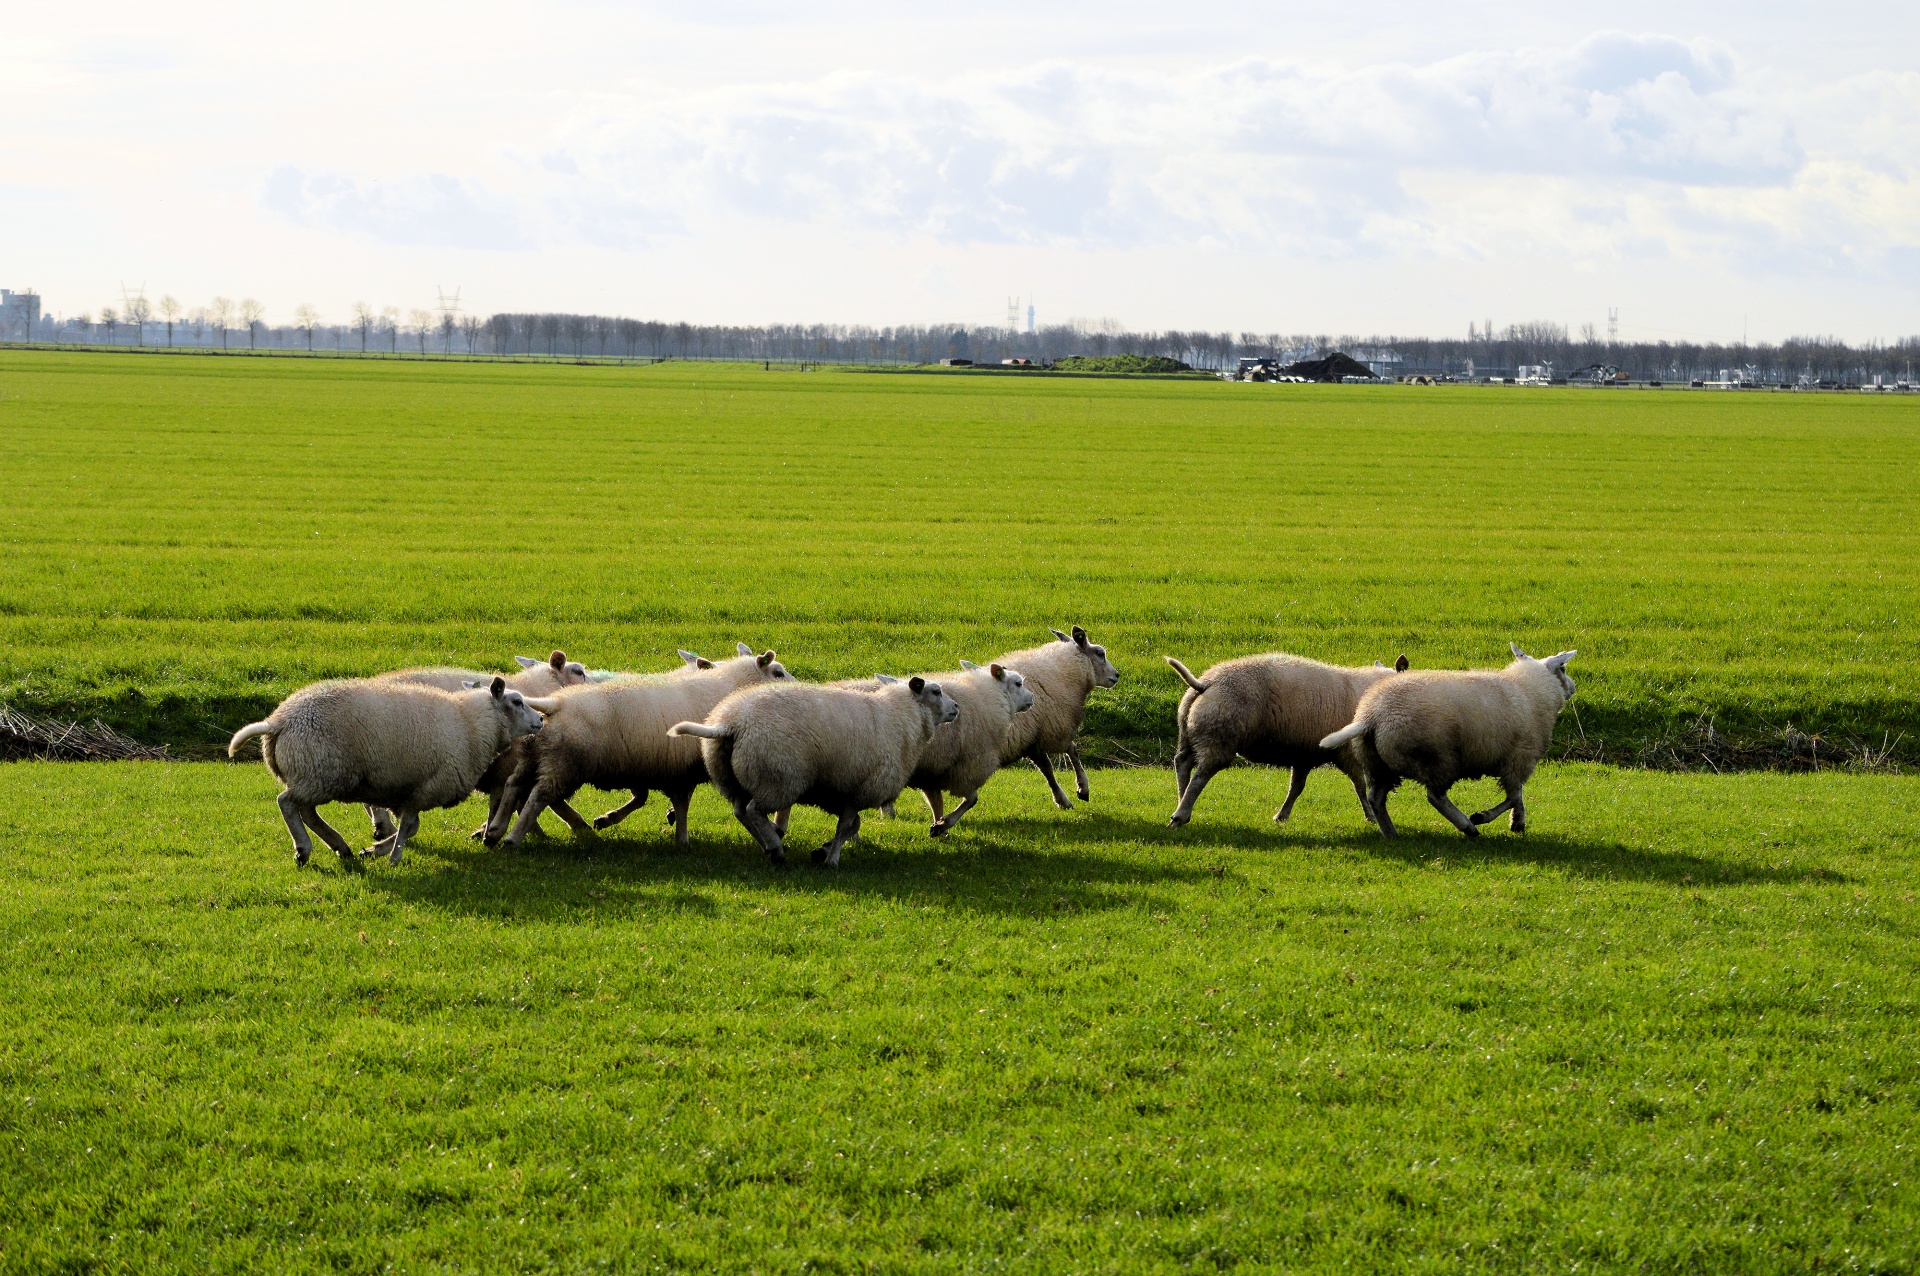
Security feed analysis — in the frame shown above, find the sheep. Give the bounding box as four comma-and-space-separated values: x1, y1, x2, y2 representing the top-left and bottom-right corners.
227, 676, 545, 867
992, 626, 1120, 809
485, 646, 793, 849
372, 650, 590, 840
668, 676, 960, 866
1164, 651, 1409, 828
1318, 644, 1577, 839
904, 662, 1035, 835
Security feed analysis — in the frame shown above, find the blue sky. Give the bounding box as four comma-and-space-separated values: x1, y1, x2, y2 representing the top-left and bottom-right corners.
3, 1, 1916, 341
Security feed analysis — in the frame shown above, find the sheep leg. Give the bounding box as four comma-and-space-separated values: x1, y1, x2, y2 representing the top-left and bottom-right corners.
773, 807, 791, 836
922, 788, 946, 826
500, 783, 559, 849
593, 789, 649, 830
1026, 748, 1073, 809
1368, 780, 1399, 838
734, 800, 786, 865
813, 810, 861, 867
1470, 795, 1518, 827
1425, 786, 1480, 839
1335, 753, 1377, 824
665, 786, 694, 846
1472, 785, 1528, 833
931, 792, 978, 837
1067, 745, 1091, 801
1173, 747, 1195, 802
1274, 765, 1312, 822
278, 792, 315, 866
366, 805, 397, 840
298, 803, 358, 864
385, 810, 420, 866
1168, 759, 1227, 827
878, 802, 896, 819
470, 791, 505, 842
547, 797, 595, 835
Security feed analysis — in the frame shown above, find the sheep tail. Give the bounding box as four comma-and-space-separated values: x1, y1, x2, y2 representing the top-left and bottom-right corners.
668, 721, 730, 740
1318, 719, 1370, 751
228, 721, 273, 758
1165, 658, 1208, 693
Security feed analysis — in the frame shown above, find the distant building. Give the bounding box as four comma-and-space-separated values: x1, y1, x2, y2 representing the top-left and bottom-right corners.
1, 289, 40, 340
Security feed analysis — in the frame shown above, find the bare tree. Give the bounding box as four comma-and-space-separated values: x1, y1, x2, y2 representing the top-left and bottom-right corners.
239, 299, 265, 350
460, 314, 481, 355
157, 296, 181, 347
126, 293, 152, 347
439, 311, 456, 355
100, 306, 119, 345
381, 306, 400, 354
352, 302, 375, 353
209, 297, 234, 350
409, 308, 435, 356
294, 304, 320, 351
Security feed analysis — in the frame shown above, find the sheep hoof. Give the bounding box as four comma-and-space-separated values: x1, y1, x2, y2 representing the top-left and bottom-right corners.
1052, 797, 1073, 811
468, 825, 488, 842
810, 846, 830, 865
929, 821, 949, 839
293, 848, 310, 867
1168, 813, 1188, 828
1469, 810, 1497, 825
1076, 787, 1090, 801
1272, 809, 1289, 823
1460, 825, 1480, 839
592, 816, 615, 830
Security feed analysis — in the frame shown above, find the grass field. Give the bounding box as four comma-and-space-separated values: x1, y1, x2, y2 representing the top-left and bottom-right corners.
2, 760, 1916, 1272
1, 349, 1916, 763
4, 350, 1919, 1271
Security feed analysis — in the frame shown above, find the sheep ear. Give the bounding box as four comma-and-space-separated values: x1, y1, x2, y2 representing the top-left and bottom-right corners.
1395, 654, 1409, 672
550, 650, 567, 671
514, 656, 541, 669
758, 650, 776, 668
991, 663, 1007, 680
696, 657, 714, 669
959, 659, 979, 670
737, 642, 754, 656
875, 672, 899, 684
1545, 650, 1577, 672
462, 679, 480, 689
909, 676, 926, 693
1071, 625, 1089, 648
1049, 628, 1071, 642
1510, 642, 1530, 660
490, 676, 507, 698
677, 648, 701, 665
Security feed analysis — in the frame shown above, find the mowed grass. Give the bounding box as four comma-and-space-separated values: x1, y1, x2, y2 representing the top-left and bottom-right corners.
1, 350, 1916, 759
2, 760, 1916, 1271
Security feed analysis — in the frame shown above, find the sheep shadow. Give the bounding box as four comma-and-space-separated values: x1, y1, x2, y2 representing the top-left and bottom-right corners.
359, 816, 1216, 924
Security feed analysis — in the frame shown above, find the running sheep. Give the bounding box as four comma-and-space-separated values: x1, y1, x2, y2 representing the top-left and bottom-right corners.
992, 626, 1120, 808
486, 645, 793, 848
1164, 651, 1409, 828
906, 662, 1035, 835
227, 676, 545, 867
1318, 644, 1577, 838
668, 676, 959, 866
373, 650, 590, 840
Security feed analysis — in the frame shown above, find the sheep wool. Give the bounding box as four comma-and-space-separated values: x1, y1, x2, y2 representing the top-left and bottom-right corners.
907, 663, 1035, 835
487, 648, 792, 848
1319, 644, 1577, 838
992, 625, 1120, 809
228, 676, 545, 867
1164, 651, 1409, 828
670, 676, 959, 866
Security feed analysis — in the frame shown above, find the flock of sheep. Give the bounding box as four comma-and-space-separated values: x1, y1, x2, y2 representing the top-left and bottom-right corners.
227, 629, 1578, 868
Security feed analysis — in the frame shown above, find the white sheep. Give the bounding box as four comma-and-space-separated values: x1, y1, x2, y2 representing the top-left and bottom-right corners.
228, 676, 545, 867
993, 626, 1120, 809
486, 645, 792, 848
1318, 644, 1577, 838
668, 676, 959, 866
1164, 651, 1408, 827
372, 650, 590, 839
905, 662, 1035, 835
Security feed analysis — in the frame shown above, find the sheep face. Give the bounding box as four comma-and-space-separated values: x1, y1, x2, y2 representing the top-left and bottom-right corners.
1511, 644, 1578, 698
1053, 625, 1120, 688
517, 651, 591, 685
485, 677, 547, 738
755, 649, 795, 681
991, 663, 1036, 714
910, 676, 961, 726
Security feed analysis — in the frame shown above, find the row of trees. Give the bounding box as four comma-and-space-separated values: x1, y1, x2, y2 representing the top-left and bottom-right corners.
13, 304, 1920, 383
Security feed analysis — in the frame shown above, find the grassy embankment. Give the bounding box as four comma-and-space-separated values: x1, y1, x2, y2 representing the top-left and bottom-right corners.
1, 349, 1915, 765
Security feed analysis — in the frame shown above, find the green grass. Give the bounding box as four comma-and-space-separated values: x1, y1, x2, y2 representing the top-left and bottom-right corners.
2, 349, 1916, 763
2, 759, 1915, 1271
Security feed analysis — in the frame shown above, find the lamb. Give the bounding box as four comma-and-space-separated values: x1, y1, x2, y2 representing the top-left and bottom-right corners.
668, 676, 960, 866
373, 650, 590, 840
227, 676, 545, 867
1164, 651, 1409, 828
1318, 644, 1577, 839
485, 645, 793, 848
992, 626, 1120, 809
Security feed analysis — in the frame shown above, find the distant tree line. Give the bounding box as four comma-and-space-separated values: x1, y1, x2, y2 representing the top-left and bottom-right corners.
13, 303, 1920, 384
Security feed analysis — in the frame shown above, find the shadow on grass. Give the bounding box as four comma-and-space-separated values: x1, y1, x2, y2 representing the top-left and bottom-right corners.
358, 814, 1216, 923
991, 809, 1846, 888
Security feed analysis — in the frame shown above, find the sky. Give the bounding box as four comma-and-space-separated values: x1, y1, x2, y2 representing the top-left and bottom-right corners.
3, 1, 1917, 343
